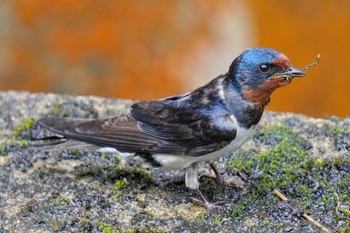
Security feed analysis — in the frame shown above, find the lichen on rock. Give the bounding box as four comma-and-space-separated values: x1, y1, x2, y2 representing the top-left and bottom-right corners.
0, 91, 349, 232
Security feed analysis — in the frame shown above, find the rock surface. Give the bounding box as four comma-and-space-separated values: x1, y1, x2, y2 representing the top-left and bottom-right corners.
0, 91, 349, 232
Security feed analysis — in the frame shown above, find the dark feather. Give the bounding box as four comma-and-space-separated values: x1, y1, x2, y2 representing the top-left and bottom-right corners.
39, 76, 238, 157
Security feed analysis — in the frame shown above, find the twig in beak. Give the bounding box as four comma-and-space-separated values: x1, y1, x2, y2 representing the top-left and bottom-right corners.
300, 54, 320, 71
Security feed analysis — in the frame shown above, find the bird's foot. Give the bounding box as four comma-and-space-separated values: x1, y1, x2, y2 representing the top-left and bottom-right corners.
190, 189, 228, 210
190, 197, 228, 210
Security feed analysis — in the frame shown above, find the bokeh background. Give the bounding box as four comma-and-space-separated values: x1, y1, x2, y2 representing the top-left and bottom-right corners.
0, 0, 349, 118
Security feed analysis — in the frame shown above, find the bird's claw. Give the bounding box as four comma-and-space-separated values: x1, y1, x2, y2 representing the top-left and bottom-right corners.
190, 188, 228, 210
190, 197, 228, 210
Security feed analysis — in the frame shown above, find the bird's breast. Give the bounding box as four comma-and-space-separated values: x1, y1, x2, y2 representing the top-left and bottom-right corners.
152, 124, 256, 169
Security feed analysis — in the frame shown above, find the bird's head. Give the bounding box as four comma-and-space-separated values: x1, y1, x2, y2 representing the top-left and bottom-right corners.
228, 47, 305, 104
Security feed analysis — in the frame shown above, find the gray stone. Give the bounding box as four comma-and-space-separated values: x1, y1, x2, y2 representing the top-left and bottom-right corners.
0, 91, 349, 232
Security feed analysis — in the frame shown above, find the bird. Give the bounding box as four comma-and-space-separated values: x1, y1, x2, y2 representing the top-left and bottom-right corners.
39, 47, 305, 209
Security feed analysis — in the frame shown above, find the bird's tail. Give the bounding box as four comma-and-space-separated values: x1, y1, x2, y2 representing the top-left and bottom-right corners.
29, 138, 99, 152
31, 117, 99, 151
38, 117, 90, 136
36, 115, 156, 154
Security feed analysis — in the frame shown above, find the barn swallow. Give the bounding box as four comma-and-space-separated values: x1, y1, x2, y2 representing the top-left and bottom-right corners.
39, 47, 305, 209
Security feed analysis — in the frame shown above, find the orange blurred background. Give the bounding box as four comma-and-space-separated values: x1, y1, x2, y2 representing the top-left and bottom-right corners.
0, 0, 349, 118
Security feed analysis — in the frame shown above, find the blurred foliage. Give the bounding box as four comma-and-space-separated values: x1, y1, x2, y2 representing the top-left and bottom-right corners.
251, 0, 350, 117
2, 0, 227, 99
0, 0, 349, 117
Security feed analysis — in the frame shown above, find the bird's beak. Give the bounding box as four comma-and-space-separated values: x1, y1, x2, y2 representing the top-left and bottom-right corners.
273, 67, 305, 82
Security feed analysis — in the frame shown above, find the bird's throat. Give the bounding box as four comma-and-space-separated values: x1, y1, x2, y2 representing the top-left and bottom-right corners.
242, 77, 290, 104
242, 88, 272, 105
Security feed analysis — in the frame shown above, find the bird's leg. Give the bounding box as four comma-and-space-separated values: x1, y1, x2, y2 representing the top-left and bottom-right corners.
185, 162, 199, 190
186, 163, 227, 209
209, 163, 224, 186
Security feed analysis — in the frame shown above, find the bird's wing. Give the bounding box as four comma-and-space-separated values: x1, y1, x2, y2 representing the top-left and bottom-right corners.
130, 100, 237, 156
39, 99, 237, 156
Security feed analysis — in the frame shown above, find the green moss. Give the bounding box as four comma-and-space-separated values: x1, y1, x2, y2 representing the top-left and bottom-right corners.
340, 208, 350, 217
0, 139, 31, 156
227, 125, 350, 223
79, 218, 93, 231
261, 219, 280, 227
47, 99, 99, 117
122, 227, 164, 233
213, 215, 223, 224
122, 229, 136, 233
70, 148, 79, 156
79, 218, 91, 224
326, 125, 345, 137
95, 222, 163, 233
114, 178, 127, 191
53, 196, 70, 207
325, 125, 350, 151
115, 166, 156, 184
229, 125, 310, 194
48, 102, 71, 116
13, 118, 34, 137
229, 193, 262, 218
114, 178, 127, 198
114, 153, 120, 165
77, 167, 104, 178
96, 221, 117, 233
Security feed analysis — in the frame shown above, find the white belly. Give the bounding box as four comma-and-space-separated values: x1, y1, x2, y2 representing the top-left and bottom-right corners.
152, 125, 256, 169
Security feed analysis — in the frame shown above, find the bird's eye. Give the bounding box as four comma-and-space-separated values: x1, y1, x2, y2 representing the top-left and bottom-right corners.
258, 64, 271, 73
